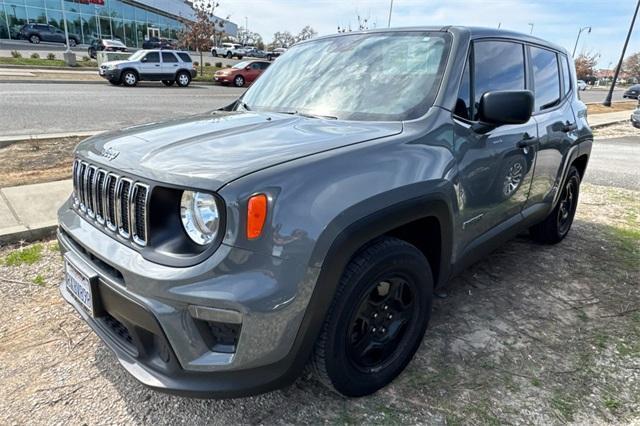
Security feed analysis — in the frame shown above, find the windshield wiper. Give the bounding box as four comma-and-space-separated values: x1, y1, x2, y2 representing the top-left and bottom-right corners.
276, 110, 337, 120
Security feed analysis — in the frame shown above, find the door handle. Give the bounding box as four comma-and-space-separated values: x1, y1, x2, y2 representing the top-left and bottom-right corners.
562, 122, 577, 133
155, 64, 160, 67
517, 133, 538, 149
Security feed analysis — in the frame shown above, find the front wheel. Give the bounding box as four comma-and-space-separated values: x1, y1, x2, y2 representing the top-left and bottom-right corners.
233, 75, 245, 87
311, 237, 433, 397
29, 35, 40, 44
211, 50, 218, 57
176, 71, 191, 87
226, 51, 232, 58
529, 166, 581, 244
68, 38, 77, 47
162, 80, 175, 86
121, 70, 138, 87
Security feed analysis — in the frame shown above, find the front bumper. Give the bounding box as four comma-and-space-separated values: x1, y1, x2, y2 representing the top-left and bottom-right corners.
99, 68, 122, 81
214, 74, 232, 83
631, 114, 640, 128
57, 199, 320, 397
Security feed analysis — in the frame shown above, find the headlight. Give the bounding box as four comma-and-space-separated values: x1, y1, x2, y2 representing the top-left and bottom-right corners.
180, 191, 220, 245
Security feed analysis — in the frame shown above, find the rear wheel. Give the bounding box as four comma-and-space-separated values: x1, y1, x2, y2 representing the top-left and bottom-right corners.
176, 71, 191, 87
121, 70, 138, 87
29, 34, 40, 44
211, 50, 218, 57
226, 51, 232, 58
311, 237, 433, 397
68, 38, 77, 47
529, 166, 581, 244
233, 75, 245, 87
162, 80, 175, 86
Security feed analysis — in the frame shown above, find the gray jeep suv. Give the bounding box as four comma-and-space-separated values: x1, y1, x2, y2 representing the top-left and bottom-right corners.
58, 27, 592, 398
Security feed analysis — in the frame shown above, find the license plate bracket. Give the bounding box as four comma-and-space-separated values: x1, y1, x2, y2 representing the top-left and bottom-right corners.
65, 258, 100, 317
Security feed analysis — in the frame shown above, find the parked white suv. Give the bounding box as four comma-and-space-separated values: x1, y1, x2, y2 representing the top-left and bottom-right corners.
577, 80, 588, 91
98, 49, 196, 87
211, 42, 245, 59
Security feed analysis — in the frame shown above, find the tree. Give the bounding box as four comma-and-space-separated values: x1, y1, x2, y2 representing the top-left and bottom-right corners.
237, 27, 264, 48
296, 26, 317, 42
179, 1, 226, 74
271, 31, 296, 49
574, 51, 600, 80
623, 52, 640, 79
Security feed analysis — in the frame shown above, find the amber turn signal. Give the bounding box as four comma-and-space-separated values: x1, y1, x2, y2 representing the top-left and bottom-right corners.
247, 194, 268, 239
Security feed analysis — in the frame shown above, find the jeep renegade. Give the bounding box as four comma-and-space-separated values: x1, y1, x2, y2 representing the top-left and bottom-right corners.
58, 27, 592, 398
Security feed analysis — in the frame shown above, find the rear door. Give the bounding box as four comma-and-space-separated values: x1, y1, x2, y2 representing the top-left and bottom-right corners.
37, 24, 53, 41
453, 40, 538, 251
138, 51, 161, 79
525, 47, 578, 209
161, 52, 180, 78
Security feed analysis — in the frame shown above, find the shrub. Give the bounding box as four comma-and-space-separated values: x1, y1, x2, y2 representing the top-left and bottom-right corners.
205, 62, 211, 67
10, 50, 21, 58
30, 52, 40, 59
215, 61, 222, 68
193, 61, 199, 67
47, 53, 56, 60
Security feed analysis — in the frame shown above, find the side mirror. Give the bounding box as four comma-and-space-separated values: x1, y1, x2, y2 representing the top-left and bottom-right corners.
245, 66, 251, 70
141, 57, 147, 63
474, 90, 534, 133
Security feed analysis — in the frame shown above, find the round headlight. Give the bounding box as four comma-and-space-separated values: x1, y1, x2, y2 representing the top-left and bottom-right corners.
180, 191, 220, 245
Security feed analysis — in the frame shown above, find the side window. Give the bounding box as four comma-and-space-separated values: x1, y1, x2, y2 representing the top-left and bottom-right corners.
251, 63, 261, 69
260, 62, 271, 70
454, 55, 472, 120
473, 41, 526, 120
161, 52, 178, 63
560, 54, 572, 97
177, 53, 192, 62
530, 46, 561, 111
144, 52, 160, 63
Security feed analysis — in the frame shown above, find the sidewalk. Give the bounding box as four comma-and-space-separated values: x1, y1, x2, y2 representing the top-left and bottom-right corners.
589, 110, 633, 128
0, 180, 71, 244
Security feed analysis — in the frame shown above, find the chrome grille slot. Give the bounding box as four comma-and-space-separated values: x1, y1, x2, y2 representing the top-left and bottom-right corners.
116, 178, 132, 238
71, 159, 150, 247
131, 183, 149, 246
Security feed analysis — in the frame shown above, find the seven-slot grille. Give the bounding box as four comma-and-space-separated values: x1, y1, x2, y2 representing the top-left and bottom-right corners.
73, 159, 149, 246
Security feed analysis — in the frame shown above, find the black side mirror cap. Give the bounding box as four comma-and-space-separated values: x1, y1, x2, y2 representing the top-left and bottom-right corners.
477, 90, 534, 128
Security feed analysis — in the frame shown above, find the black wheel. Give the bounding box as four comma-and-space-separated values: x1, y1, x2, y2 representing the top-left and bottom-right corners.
162, 80, 175, 86
233, 75, 245, 87
211, 50, 218, 57
108, 79, 121, 86
88, 48, 96, 59
121, 70, 138, 87
69, 38, 77, 47
311, 237, 433, 397
236, 55, 243, 60
267, 54, 272, 61
176, 71, 191, 87
30, 34, 40, 44
226, 51, 232, 58
529, 166, 581, 244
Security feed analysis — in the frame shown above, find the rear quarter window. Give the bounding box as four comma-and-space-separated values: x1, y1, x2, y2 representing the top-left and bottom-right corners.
560, 55, 572, 96
530, 46, 561, 111
177, 53, 192, 62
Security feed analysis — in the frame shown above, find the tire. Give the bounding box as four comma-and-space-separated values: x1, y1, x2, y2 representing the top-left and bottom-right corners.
529, 166, 581, 244
176, 71, 191, 87
69, 38, 77, 47
108, 79, 121, 86
162, 80, 175, 86
121, 70, 138, 87
236, 55, 243, 60
30, 34, 40, 44
233, 75, 245, 87
88, 48, 96, 59
211, 50, 218, 57
267, 54, 272, 61
311, 237, 433, 397
226, 51, 232, 58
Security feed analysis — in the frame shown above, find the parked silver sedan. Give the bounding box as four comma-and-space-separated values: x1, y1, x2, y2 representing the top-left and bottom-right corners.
631, 103, 640, 129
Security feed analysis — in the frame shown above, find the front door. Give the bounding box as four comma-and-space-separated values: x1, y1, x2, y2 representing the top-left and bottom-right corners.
453, 40, 537, 253
525, 47, 578, 209
139, 51, 161, 79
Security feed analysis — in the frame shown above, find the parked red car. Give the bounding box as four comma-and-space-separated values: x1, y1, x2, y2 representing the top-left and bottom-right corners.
214, 60, 271, 87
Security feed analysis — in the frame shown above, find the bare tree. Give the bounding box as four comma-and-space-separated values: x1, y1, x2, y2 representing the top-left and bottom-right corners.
574, 51, 600, 80
272, 31, 296, 49
623, 52, 640, 80
296, 26, 317, 42
179, 1, 224, 74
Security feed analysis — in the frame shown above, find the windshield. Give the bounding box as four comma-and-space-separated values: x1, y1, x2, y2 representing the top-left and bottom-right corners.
128, 50, 146, 61
233, 61, 250, 69
241, 31, 450, 121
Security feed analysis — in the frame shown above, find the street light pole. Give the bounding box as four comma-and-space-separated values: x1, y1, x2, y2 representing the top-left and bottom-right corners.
603, 0, 639, 107
387, 0, 394, 28
528, 23, 534, 34
60, 0, 70, 53
572, 26, 591, 57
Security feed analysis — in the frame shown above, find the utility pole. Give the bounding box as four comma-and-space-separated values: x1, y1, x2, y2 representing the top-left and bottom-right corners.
572, 26, 591, 57
603, 0, 639, 106
61, 0, 76, 65
387, 0, 394, 28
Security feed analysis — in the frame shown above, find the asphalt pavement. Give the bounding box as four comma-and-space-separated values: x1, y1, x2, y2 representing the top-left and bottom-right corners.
585, 136, 640, 191
579, 88, 625, 103
0, 81, 245, 136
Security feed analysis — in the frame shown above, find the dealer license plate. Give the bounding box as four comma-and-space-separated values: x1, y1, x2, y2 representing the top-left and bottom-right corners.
65, 260, 94, 316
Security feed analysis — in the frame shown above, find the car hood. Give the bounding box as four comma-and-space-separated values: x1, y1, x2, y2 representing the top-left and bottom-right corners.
76, 111, 403, 189
101, 60, 131, 67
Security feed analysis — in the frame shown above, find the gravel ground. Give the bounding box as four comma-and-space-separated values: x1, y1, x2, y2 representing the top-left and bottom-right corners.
592, 122, 639, 139
0, 182, 638, 425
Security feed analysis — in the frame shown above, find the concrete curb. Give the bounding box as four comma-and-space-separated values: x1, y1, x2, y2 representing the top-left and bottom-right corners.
591, 119, 630, 129
0, 64, 99, 71
0, 224, 57, 245
0, 79, 104, 85
0, 130, 102, 149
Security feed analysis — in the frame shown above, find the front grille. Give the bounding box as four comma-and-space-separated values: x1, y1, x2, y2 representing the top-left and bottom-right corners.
72, 159, 150, 246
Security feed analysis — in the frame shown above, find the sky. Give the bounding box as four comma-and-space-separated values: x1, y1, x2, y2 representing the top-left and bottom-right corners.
215, 0, 639, 68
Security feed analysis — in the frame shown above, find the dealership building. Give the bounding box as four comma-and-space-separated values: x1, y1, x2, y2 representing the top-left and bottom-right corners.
0, 0, 237, 48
